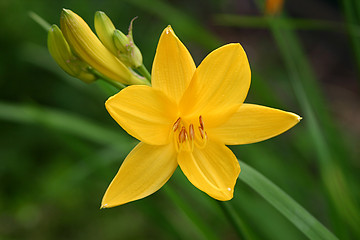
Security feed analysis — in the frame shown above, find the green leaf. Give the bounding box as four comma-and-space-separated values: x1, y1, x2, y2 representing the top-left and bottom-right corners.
0, 101, 134, 152
239, 160, 339, 240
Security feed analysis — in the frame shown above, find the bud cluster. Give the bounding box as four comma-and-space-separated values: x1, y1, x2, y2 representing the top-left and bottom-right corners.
47, 9, 149, 86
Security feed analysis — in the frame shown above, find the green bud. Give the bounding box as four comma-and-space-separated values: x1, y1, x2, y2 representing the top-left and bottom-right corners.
47, 24, 96, 83
113, 29, 130, 54
94, 11, 118, 55
129, 43, 143, 68
94, 12, 143, 69
112, 18, 143, 68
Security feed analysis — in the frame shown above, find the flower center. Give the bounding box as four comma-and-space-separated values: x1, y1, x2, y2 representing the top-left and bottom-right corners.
172, 116, 208, 152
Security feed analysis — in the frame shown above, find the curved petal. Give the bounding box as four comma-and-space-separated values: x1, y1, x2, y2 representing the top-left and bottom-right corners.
208, 104, 301, 145
101, 142, 178, 208
178, 141, 240, 201
180, 43, 251, 119
152, 26, 196, 103
106, 85, 178, 145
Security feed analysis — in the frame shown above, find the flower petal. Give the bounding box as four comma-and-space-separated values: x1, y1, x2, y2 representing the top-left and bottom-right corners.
180, 43, 251, 119
152, 26, 196, 103
101, 142, 177, 207
106, 85, 178, 145
208, 104, 301, 145
177, 141, 240, 201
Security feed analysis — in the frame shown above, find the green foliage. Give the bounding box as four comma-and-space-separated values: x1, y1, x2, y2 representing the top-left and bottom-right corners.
1, 0, 359, 239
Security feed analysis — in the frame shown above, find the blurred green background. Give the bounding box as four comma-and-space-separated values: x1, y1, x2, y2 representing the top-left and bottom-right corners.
1, 0, 359, 239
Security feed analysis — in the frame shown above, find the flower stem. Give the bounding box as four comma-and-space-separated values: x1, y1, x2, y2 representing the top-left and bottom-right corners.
29, 11, 51, 31
216, 201, 246, 239
137, 63, 152, 83
88, 68, 127, 90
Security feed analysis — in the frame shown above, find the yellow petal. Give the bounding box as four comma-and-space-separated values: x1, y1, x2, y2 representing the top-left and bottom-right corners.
101, 142, 177, 207
152, 26, 196, 103
106, 85, 178, 145
177, 141, 240, 201
60, 9, 145, 85
208, 104, 301, 145
180, 43, 251, 120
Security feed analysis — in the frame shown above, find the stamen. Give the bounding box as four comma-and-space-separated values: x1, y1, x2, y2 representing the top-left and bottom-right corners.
199, 115, 204, 130
189, 124, 195, 140
172, 117, 181, 131
198, 126, 205, 139
179, 126, 187, 143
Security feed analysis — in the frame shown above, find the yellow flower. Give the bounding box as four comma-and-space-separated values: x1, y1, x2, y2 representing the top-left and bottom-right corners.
101, 26, 301, 208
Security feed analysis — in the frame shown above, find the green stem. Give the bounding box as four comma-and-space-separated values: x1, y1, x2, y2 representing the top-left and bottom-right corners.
217, 201, 246, 239
239, 160, 339, 240
28, 11, 51, 31
163, 185, 218, 240
137, 63, 152, 83
342, 0, 360, 82
268, 15, 360, 238
88, 68, 127, 90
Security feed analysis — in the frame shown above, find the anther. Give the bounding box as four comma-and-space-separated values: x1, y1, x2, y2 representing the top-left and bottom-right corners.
179, 126, 187, 143
173, 117, 181, 131
189, 124, 195, 140
198, 126, 205, 139
199, 116, 204, 130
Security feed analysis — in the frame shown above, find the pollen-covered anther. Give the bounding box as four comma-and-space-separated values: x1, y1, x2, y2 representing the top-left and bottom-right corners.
198, 126, 205, 139
179, 126, 188, 143
173, 117, 181, 131
199, 115, 204, 130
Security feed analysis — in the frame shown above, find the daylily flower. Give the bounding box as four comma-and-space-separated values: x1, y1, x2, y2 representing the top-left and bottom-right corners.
101, 26, 301, 208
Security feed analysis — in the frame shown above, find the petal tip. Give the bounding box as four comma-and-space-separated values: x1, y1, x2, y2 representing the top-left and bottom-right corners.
291, 113, 302, 122
214, 188, 234, 201
100, 203, 108, 209
164, 25, 174, 35
61, 8, 71, 16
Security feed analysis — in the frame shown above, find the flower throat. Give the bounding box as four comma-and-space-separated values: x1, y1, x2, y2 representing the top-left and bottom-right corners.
172, 116, 208, 152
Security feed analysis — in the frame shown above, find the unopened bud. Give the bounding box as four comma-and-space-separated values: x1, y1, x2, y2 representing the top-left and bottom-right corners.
94, 12, 143, 68
94, 11, 118, 55
113, 29, 130, 54
47, 24, 96, 83
60, 9, 146, 85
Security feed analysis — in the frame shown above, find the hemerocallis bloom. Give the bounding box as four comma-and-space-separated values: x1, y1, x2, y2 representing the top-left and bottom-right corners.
101, 26, 301, 208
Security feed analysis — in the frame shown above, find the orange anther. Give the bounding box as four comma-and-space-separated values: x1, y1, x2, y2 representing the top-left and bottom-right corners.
179, 126, 187, 143
198, 126, 205, 139
173, 117, 181, 131
199, 116, 204, 130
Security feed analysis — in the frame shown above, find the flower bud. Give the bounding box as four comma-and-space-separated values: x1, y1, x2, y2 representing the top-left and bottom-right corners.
113, 29, 130, 54
47, 24, 96, 83
113, 18, 143, 68
60, 9, 146, 85
94, 11, 143, 69
94, 11, 118, 55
